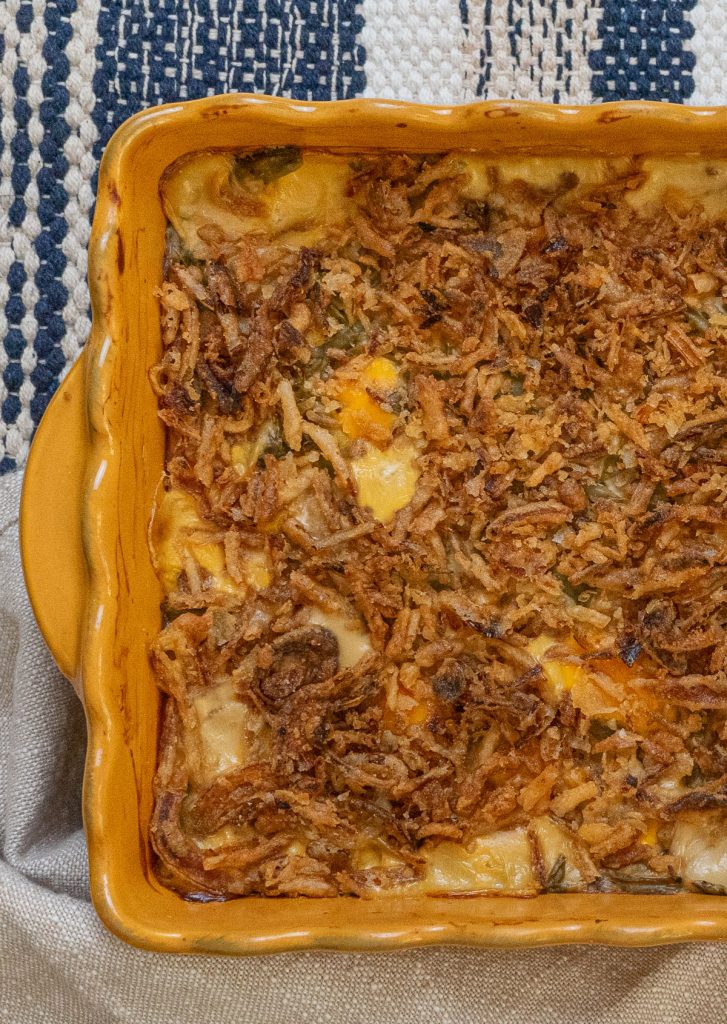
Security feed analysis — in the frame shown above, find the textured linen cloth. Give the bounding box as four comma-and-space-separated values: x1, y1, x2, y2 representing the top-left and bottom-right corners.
4, 3, 727, 1021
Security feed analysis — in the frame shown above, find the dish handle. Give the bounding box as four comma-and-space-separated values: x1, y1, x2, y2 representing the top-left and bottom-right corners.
20, 355, 87, 698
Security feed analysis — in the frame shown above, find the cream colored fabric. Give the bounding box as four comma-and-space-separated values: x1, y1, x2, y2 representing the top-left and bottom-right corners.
4, 475, 727, 1022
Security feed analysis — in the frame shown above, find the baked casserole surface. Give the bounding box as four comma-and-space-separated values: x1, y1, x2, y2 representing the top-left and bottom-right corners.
149, 147, 727, 900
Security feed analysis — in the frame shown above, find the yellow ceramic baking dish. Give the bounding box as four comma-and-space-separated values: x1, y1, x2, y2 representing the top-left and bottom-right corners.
19, 95, 727, 954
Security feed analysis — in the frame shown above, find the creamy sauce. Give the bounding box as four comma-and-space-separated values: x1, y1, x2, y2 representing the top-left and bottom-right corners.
627, 158, 727, 219
163, 151, 352, 258
671, 813, 727, 891
352, 840, 407, 872
197, 824, 245, 851
151, 487, 215, 594
351, 819, 593, 894
308, 609, 372, 668
230, 421, 274, 478
352, 829, 538, 895
527, 636, 584, 698
419, 828, 536, 895
191, 618, 367, 782
530, 815, 588, 890
461, 155, 631, 200
461, 155, 727, 220
193, 679, 268, 779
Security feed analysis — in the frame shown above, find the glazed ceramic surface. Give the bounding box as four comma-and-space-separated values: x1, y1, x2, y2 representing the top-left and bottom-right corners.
20, 96, 727, 953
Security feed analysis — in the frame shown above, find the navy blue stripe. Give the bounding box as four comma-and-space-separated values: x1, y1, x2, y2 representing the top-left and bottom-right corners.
0, 19, 5, 465
1, 1, 74, 475
91, 0, 366, 162
32, 1, 72, 425
0, 21, 5, 475
590, 1, 696, 102
0, 2, 29, 474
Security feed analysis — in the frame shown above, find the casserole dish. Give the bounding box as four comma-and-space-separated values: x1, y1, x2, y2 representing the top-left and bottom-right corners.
19, 95, 727, 953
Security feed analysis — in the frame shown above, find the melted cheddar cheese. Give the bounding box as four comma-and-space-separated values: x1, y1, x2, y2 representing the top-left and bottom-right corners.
337, 357, 400, 443
527, 635, 584, 698
350, 440, 420, 524
152, 488, 270, 594
528, 636, 621, 717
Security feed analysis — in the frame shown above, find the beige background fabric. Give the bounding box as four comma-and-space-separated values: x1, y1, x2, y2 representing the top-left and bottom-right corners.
3, 470, 727, 1023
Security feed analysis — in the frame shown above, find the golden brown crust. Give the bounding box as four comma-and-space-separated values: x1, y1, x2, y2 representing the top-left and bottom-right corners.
150, 150, 727, 898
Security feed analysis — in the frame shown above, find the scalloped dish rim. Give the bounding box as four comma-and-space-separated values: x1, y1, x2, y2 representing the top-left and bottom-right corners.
34, 95, 727, 953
